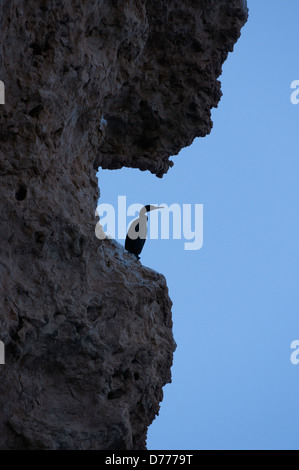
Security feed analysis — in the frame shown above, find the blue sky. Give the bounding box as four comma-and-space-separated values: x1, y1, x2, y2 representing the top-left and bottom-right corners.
97, 1, 299, 450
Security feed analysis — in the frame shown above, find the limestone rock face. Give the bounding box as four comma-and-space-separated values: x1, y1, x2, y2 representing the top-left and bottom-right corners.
0, 0, 247, 450
0, 238, 174, 449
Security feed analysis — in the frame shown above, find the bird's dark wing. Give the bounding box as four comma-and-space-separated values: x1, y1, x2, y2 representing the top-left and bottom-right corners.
125, 222, 146, 257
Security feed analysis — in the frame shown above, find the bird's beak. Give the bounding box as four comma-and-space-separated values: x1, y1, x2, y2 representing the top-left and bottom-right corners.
150, 206, 164, 211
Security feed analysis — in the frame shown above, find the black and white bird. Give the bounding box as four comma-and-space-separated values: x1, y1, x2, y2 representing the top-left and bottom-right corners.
125, 205, 163, 260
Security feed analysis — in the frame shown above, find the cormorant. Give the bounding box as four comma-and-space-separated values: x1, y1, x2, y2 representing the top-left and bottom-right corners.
125, 205, 163, 260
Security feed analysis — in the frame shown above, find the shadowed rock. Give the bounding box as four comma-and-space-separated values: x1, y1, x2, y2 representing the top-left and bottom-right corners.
0, 0, 247, 449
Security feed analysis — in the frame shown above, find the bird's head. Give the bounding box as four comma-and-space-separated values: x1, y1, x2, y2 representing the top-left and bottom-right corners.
139, 205, 164, 217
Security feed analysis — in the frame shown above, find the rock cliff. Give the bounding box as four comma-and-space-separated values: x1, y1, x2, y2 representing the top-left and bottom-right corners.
0, 0, 248, 450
